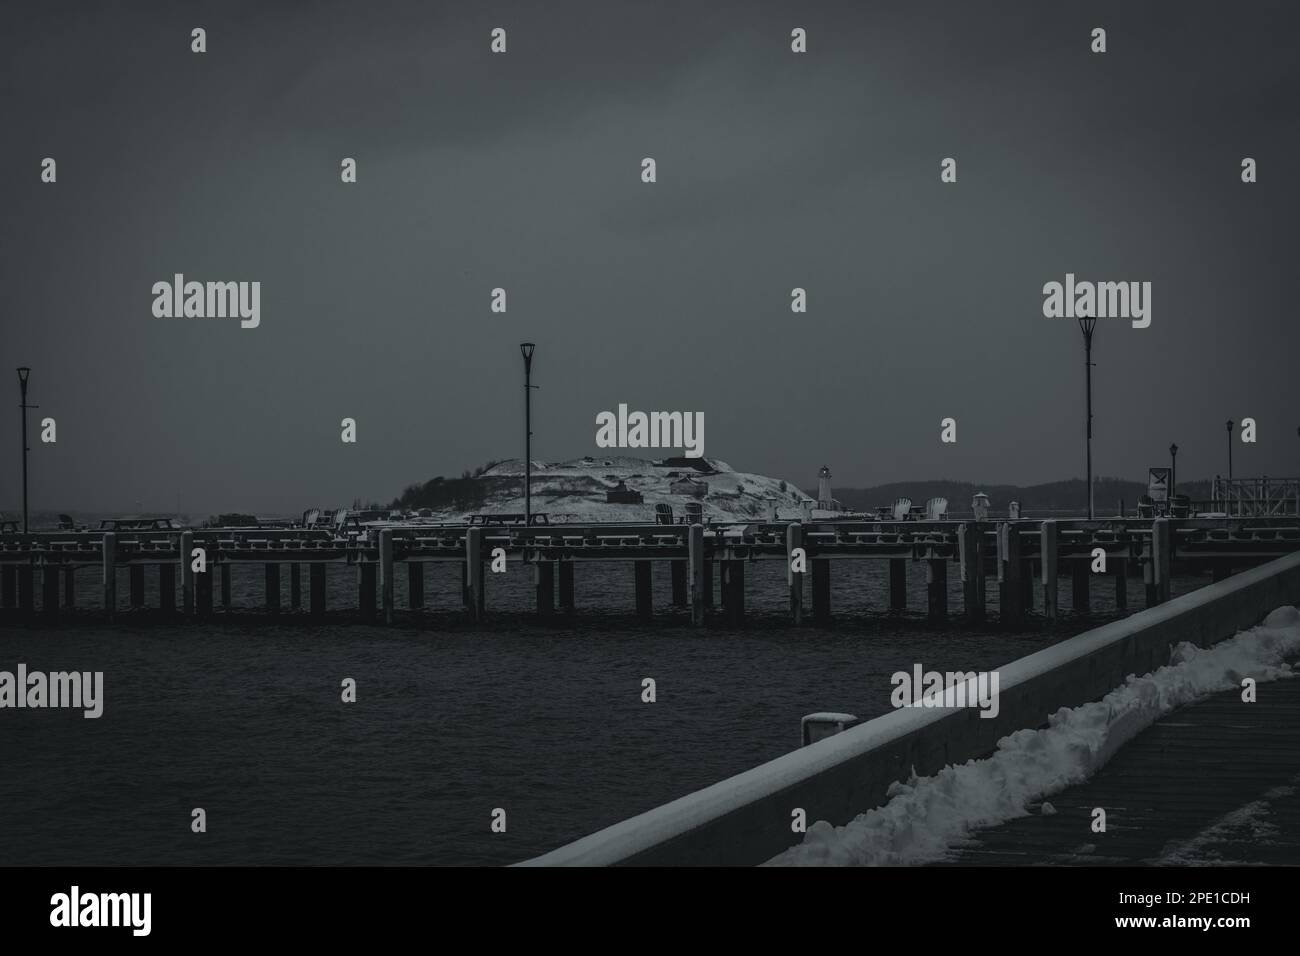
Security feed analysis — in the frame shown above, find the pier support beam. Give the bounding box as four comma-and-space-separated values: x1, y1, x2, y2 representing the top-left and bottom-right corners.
998, 523, 1024, 628
787, 523, 804, 625
160, 563, 175, 614
1022, 564, 1035, 611
959, 523, 985, 622
196, 565, 212, 617
310, 564, 326, 618
379, 530, 394, 625
102, 532, 116, 621
1040, 521, 1058, 623
408, 561, 424, 610
634, 561, 652, 620
180, 531, 194, 617
888, 558, 906, 612
358, 563, 376, 621
926, 558, 948, 623
688, 524, 705, 627
559, 561, 574, 611
63, 566, 74, 609
266, 563, 281, 615
703, 559, 714, 608
290, 563, 302, 610
1114, 557, 1128, 611
220, 563, 231, 608
1, 565, 14, 608
1151, 518, 1171, 605
465, 528, 485, 622
42, 565, 59, 620
723, 560, 745, 626
1072, 561, 1090, 614
18, 566, 33, 613
537, 560, 555, 617
670, 560, 687, 608
811, 559, 831, 625
129, 564, 145, 608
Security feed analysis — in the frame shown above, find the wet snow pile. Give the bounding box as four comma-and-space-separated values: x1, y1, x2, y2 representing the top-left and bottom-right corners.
767, 605, 1300, 866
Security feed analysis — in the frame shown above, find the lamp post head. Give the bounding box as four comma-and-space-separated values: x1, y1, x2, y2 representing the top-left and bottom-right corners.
1227, 419, 1234, 432
520, 342, 535, 373
17, 367, 30, 387
1170, 443, 1178, 457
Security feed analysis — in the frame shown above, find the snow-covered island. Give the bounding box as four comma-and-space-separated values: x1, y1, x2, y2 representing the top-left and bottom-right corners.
386, 456, 820, 524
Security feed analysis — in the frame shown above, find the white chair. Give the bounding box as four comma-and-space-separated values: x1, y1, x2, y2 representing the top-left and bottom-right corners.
925, 497, 948, 520
892, 497, 912, 521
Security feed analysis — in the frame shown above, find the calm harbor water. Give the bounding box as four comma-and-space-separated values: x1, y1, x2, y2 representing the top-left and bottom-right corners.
0, 560, 1209, 865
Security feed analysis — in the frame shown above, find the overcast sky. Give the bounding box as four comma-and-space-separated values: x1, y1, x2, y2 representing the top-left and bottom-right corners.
2, 0, 1298, 514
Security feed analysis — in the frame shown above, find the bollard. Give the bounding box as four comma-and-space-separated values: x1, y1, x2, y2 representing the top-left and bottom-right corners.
959, 523, 985, 622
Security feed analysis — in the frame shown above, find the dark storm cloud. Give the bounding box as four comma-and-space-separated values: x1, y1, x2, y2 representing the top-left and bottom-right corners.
1, 0, 1298, 515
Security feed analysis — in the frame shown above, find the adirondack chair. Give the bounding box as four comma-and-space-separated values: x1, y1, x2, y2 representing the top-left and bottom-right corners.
1137, 495, 1155, 518
892, 497, 912, 521
654, 503, 674, 525
925, 497, 949, 520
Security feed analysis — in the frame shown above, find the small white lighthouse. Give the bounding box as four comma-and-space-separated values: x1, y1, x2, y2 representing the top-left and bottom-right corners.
817, 465, 833, 510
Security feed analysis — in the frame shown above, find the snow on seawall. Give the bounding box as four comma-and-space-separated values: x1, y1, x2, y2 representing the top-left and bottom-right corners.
766, 605, 1300, 866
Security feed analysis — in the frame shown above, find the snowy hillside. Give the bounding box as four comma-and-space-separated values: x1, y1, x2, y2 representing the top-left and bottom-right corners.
418, 456, 817, 524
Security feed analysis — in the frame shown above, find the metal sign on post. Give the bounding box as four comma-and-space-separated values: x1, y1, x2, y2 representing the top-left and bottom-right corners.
1148, 467, 1170, 503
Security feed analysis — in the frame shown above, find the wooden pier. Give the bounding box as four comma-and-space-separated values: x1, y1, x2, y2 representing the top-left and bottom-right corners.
2, 517, 1298, 625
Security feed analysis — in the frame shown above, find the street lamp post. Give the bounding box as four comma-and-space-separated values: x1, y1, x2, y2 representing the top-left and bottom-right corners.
1078, 317, 1097, 519
520, 343, 536, 527
16, 367, 36, 534
1169, 443, 1178, 501
1226, 419, 1234, 482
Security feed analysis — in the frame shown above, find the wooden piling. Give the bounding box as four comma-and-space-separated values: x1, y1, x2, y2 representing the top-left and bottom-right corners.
266, 563, 281, 614
634, 561, 652, 620
42, 565, 59, 620
998, 523, 1023, 628
670, 560, 687, 607
310, 563, 326, 617
1072, 561, 1090, 614
926, 558, 947, 622
358, 563, 376, 620
466, 527, 484, 622
18, 566, 34, 613
724, 560, 745, 626
290, 563, 302, 609
102, 532, 116, 621
703, 559, 714, 608
1040, 520, 1058, 622
787, 523, 804, 625
1, 565, 14, 608
559, 561, 574, 611
688, 523, 705, 626
408, 561, 424, 609
197, 565, 213, 616
63, 566, 74, 609
129, 564, 145, 607
220, 563, 231, 608
537, 560, 555, 616
811, 558, 831, 625
888, 558, 906, 612
960, 523, 985, 622
1152, 518, 1171, 605
180, 531, 194, 617
379, 529, 394, 624
160, 562, 176, 613
1022, 563, 1035, 611
1114, 556, 1128, 611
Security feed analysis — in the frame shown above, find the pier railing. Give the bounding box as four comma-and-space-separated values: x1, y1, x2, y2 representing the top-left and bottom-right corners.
3, 516, 1299, 625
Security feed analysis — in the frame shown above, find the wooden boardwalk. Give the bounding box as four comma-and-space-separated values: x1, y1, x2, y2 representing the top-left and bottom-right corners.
936, 677, 1300, 866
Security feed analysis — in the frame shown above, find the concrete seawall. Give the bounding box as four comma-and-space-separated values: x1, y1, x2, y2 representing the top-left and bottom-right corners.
522, 550, 1300, 866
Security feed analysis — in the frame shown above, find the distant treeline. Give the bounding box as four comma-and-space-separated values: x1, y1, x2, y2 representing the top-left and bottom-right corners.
387, 461, 505, 512
821, 477, 1216, 514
